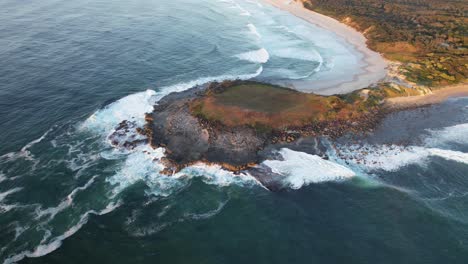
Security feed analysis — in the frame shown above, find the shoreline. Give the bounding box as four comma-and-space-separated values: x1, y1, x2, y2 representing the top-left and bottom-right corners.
385, 83, 468, 109
261, 0, 388, 95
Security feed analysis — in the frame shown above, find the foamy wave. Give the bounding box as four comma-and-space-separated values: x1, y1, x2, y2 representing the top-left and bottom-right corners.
235, 48, 269, 63
159, 66, 263, 97
105, 145, 182, 197
180, 163, 263, 187
424, 123, 468, 148
81, 66, 262, 138
263, 148, 355, 189
80, 89, 157, 135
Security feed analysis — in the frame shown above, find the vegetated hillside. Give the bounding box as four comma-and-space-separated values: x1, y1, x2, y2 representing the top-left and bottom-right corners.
303, 0, 467, 86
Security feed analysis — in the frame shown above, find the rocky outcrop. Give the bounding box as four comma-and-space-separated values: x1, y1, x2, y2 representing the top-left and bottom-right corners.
145, 87, 266, 173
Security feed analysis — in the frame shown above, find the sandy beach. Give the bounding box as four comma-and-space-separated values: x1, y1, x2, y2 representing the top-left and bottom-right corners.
385, 83, 468, 109
261, 0, 388, 95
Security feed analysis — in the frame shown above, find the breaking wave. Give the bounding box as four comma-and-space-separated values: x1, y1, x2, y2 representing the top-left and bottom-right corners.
81, 67, 263, 136
263, 148, 355, 189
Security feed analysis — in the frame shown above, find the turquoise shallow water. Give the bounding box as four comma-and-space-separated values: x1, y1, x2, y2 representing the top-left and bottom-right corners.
1, 0, 468, 263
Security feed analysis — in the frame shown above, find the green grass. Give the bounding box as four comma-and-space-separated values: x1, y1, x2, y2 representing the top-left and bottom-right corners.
213, 84, 300, 113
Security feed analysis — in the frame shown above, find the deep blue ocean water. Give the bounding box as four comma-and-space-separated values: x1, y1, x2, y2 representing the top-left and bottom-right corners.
1, 0, 467, 263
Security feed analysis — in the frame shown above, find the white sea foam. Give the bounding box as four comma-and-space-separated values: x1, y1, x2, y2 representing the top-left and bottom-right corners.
247, 23, 261, 38
235, 48, 270, 63
180, 163, 263, 187
0, 127, 54, 162
84, 67, 264, 198
0, 188, 22, 203
105, 145, 177, 197
335, 144, 468, 172
80, 89, 157, 135
263, 148, 355, 189
35, 175, 98, 221
81, 66, 262, 138
4, 201, 121, 264
424, 123, 468, 148
159, 66, 263, 98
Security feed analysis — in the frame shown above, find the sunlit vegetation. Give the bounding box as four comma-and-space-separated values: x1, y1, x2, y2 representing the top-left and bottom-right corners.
303, 0, 467, 86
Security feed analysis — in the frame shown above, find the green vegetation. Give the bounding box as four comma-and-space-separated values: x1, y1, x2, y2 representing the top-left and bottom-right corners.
213, 84, 305, 113
303, 0, 467, 86
190, 81, 380, 129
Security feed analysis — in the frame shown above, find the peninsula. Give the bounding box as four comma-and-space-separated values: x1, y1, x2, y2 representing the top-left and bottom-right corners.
125, 0, 467, 176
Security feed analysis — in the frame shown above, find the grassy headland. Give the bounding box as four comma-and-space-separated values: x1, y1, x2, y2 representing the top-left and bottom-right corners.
189, 81, 387, 136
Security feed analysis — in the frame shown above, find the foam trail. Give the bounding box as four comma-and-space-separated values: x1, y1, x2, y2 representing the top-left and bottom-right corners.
335, 144, 468, 172
4, 201, 121, 264
35, 175, 98, 220
0, 188, 22, 203
1, 127, 54, 161
183, 199, 229, 220
263, 148, 355, 189
235, 48, 270, 63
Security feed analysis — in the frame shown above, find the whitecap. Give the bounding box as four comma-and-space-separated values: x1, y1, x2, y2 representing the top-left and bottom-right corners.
263, 148, 355, 189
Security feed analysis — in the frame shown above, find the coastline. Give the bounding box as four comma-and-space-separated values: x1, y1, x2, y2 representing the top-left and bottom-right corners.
385, 83, 468, 109
261, 0, 388, 95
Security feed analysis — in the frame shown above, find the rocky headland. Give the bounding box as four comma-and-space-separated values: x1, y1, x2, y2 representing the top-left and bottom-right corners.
137, 80, 392, 175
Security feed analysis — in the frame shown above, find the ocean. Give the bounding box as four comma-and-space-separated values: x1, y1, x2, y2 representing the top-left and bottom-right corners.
0, 0, 467, 263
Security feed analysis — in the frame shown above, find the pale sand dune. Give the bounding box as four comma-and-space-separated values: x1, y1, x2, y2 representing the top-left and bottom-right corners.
385, 83, 468, 109
261, 0, 388, 95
